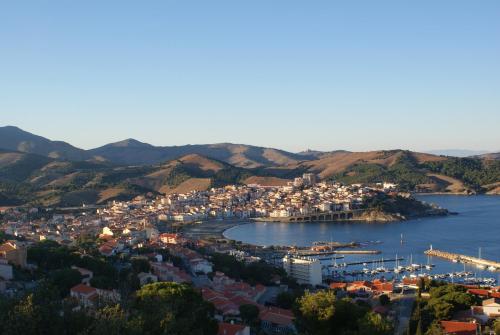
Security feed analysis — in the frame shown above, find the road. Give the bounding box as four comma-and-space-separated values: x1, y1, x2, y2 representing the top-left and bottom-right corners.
393, 293, 416, 335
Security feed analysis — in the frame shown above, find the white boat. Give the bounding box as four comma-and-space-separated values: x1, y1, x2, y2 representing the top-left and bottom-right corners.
488, 266, 496, 271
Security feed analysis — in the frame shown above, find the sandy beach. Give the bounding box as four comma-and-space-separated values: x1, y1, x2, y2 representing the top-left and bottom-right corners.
181, 218, 251, 240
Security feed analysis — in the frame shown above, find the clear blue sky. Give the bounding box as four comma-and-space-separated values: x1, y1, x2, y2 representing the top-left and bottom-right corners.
1, 1, 499, 152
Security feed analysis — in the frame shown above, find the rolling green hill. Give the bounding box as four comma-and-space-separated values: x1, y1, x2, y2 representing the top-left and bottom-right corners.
327, 151, 500, 194
0, 151, 267, 206
1, 127, 499, 205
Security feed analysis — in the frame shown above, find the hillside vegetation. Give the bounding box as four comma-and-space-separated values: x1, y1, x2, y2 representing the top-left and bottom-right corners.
0, 152, 259, 206
327, 151, 500, 194
1, 127, 499, 205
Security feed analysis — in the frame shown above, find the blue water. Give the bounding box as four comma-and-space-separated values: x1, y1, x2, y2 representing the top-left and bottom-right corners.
224, 195, 500, 279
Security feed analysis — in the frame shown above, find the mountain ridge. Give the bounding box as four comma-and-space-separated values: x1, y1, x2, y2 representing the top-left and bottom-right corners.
0, 126, 88, 161
1, 126, 499, 206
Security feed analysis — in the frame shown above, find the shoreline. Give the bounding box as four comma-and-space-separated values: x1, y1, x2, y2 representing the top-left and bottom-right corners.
181, 218, 251, 240
414, 192, 500, 196
181, 210, 451, 242
414, 192, 474, 196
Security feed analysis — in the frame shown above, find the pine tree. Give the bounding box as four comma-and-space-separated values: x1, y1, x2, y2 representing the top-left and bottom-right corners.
415, 319, 423, 335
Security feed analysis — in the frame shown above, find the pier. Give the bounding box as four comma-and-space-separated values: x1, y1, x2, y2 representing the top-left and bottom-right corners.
425, 248, 500, 270
294, 249, 381, 257
340, 257, 404, 267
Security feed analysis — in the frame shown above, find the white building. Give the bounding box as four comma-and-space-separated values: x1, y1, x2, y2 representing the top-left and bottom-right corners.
319, 202, 332, 212
282, 255, 322, 286
302, 173, 317, 186
471, 298, 500, 324
190, 259, 213, 274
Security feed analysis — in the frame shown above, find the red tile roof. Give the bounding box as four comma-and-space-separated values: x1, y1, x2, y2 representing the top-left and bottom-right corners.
402, 278, 419, 285
489, 291, 500, 299
71, 284, 97, 295
259, 307, 294, 326
330, 282, 347, 290
372, 282, 394, 293
440, 321, 478, 335
467, 289, 489, 297
218, 323, 247, 335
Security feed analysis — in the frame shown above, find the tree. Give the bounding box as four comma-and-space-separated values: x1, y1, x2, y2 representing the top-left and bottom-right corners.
131, 258, 150, 274
295, 290, 336, 335
415, 319, 423, 335
429, 301, 454, 321
239, 304, 259, 325
333, 298, 370, 332
358, 312, 393, 335
76, 233, 98, 253
27, 241, 79, 270
48, 268, 82, 297
379, 294, 390, 306
425, 321, 445, 335
91, 275, 117, 290
132, 282, 217, 335
276, 291, 297, 309
86, 305, 130, 335
0, 295, 13, 334
4, 284, 63, 335
0, 231, 7, 243
493, 320, 500, 335
4, 294, 41, 335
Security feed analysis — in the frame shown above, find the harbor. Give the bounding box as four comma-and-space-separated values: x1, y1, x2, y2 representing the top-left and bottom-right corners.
321, 254, 498, 286
225, 195, 500, 288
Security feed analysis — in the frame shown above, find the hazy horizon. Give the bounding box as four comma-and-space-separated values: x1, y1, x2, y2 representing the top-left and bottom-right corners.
1, 1, 499, 152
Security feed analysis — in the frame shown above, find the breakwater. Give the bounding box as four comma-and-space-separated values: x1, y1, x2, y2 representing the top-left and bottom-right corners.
425, 248, 500, 270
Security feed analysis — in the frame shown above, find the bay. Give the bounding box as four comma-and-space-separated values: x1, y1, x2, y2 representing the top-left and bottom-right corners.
223, 195, 500, 280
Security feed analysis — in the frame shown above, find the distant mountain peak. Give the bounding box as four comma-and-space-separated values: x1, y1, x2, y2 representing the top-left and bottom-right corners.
1, 125, 34, 135
0, 125, 87, 161
2, 125, 22, 130
108, 138, 152, 148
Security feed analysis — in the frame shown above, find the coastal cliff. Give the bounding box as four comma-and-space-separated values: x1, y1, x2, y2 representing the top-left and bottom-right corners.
358, 206, 450, 222
361, 193, 450, 222
357, 209, 404, 222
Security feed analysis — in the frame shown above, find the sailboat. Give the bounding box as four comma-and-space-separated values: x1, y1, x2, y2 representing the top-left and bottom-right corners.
476, 247, 486, 270
425, 255, 433, 270
394, 254, 400, 273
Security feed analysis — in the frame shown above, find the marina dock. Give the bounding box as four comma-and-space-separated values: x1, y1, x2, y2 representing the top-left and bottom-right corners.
342, 257, 404, 266
294, 249, 381, 256
425, 248, 500, 270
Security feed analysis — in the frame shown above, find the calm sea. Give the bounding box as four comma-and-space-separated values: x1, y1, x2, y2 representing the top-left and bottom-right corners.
224, 195, 500, 280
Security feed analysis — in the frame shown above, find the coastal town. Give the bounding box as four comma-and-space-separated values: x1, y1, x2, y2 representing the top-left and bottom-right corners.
3, 0, 500, 332
1, 176, 498, 334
